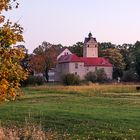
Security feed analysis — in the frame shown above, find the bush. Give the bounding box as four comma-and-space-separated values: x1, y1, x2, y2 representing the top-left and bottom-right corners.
62, 73, 81, 85
85, 69, 108, 83
96, 69, 108, 82
122, 70, 139, 82
85, 71, 97, 83
22, 75, 45, 86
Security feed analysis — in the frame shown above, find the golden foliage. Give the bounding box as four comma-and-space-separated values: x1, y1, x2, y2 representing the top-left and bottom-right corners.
0, 0, 28, 101
0, 0, 19, 13
0, 47, 28, 101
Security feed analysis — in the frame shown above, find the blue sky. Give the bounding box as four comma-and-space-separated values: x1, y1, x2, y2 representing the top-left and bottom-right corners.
3, 0, 140, 53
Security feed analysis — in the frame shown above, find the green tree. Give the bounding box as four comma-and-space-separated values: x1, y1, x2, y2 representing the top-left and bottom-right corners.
118, 44, 133, 71
101, 48, 125, 79
98, 42, 116, 56
69, 42, 83, 57
130, 41, 140, 80
122, 70, 138, 82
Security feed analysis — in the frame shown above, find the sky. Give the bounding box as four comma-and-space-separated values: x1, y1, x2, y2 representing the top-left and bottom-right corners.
3, 0, 140, 53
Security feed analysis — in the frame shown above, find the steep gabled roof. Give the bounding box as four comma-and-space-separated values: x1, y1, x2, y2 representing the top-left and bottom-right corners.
58, 54, 82, 63
57, 47, 68, 55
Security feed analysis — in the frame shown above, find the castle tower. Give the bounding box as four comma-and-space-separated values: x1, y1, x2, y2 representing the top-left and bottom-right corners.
83, 33, 98, 58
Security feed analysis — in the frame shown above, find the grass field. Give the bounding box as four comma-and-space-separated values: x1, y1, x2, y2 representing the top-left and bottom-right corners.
0, 84, 140, 139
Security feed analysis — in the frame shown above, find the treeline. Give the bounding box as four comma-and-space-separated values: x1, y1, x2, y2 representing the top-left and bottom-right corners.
21, 40, 140, 83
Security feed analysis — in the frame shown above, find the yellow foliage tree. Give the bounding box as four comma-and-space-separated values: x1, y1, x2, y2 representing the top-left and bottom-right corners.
0, 0, 28, 101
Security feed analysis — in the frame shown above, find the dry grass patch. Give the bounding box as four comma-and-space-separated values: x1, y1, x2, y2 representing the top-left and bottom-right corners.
0, 123, 70, 140
27, 84, 139, 97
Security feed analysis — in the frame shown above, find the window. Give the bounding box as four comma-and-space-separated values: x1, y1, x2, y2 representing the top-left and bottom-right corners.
95, 66, 97, 71
75, 63, 78, 69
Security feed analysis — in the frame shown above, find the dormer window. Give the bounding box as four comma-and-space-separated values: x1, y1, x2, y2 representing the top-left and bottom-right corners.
64, 52, 69, 55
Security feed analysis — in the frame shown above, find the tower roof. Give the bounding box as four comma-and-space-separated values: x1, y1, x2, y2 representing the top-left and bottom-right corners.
88, 32, 92, 38
84, 33, 97, 43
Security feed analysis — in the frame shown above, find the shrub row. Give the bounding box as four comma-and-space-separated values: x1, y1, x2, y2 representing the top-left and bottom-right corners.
21, 75, 45, 86
62, 69, 109, 85
22, 69, 138, 86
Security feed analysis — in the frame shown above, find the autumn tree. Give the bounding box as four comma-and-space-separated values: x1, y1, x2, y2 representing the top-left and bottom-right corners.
30, 41, 57, 82
0, 0, 28, 101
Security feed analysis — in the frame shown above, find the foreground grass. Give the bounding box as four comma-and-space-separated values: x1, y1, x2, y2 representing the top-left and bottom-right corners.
0, 84, 140, 139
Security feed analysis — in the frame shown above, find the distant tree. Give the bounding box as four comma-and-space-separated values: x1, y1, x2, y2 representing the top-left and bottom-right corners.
99, 42, 116, 50
101, 48, 125, 79
30, 41, 57, 82
135, 54, 140, 80
98, 42, 116, 56
29, 54, 45, 74
130, 41, 140, 80
16, 45, 29, 70
122, 70, 138, 82
52, 44, 63, 50
69, 42, 83, 57
118, 44, 133, 71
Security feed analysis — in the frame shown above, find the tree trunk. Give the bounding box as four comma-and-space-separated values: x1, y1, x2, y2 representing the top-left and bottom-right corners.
45, 68, 49, 82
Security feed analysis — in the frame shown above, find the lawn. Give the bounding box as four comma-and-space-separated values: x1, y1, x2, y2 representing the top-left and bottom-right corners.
0, 84, 140, 139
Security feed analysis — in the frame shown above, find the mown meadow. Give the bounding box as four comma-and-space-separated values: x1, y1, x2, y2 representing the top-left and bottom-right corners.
0, 84, 140, 139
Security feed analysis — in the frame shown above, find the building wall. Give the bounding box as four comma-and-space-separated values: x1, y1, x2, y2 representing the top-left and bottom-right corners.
55, 62, 113, 81
69, 62, 85, 78
55, 62, 70, 81
83, 66, 112, 79
96, 66, 113, 79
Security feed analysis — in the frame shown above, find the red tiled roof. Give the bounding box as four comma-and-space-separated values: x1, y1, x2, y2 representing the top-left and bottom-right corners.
58, 54, 112, 67
81, 57, 112, 67
58, 54, 82, 63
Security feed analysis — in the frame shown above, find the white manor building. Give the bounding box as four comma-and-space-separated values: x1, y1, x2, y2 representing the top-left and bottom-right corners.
55, 33, 113, 81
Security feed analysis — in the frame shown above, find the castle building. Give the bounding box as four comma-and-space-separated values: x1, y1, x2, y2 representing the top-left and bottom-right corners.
55, 33, 113, 81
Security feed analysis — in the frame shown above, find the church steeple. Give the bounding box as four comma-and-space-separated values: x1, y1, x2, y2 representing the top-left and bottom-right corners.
83, 33, 98, 58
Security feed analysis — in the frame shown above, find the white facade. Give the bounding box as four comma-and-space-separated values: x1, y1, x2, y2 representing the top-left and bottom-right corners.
83, 33, 98, 58
55, 62, 112, 81
57, 48, 72, 60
